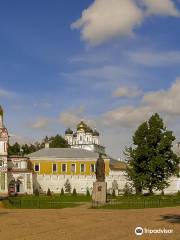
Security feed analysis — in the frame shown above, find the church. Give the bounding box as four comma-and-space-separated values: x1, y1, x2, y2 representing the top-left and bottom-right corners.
0, 106, 179, 196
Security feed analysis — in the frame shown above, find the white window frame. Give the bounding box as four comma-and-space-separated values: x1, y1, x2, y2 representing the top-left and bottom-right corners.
34, 163, 40, 172
80, 163, 85, 173
71, 163, 76, 173
52, 163, 58, 173
61, 163, 67, 173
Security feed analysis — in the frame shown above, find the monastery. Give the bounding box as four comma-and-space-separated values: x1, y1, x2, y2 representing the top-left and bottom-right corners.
0, 107, 179, 196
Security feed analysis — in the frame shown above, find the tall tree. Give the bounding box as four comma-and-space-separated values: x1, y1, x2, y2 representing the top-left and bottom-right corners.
125, 113, 180, 194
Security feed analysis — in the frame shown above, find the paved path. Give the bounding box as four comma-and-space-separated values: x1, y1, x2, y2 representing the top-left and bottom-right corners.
0, 205, 179, 240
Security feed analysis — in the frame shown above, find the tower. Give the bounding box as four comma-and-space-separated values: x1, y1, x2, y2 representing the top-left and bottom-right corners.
0, 106, 8, 196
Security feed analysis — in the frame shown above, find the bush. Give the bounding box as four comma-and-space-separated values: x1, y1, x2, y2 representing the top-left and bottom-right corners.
177, 190, 180, 196
86, 188, 90, 197
34, 189, 39, 196
60, 188, 64, 196
72, 188, 77, 196
47, 188, 52, 196
112, 189, 116, 197
123, 183, 132, 196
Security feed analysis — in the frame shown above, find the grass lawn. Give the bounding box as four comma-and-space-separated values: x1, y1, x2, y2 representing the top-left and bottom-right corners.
94, 194, 180, 209
3, 194, 91, 209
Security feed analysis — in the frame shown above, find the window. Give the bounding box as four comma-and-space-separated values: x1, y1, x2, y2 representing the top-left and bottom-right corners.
71, 164, 76, 173
34, 163, 40, 172
62, 164, 67, 173
91, 164, 95, 173
0, 160, 3, 167
52, 163, 57, 173
80, 164, 85, 173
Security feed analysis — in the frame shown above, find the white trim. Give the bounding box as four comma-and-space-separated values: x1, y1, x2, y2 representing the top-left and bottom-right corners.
80, 163, 85, 173
34, 163, 40, 172
52, 163, 58, 173
61, 163, 67, 173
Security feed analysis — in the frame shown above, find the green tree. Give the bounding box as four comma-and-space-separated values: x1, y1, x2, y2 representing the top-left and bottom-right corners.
72, 188, 77, 196
125, 113, 180, 194
86, 188, 90, 197
49, 135, 69, 148
8, 142, 21, 155
60, 188, 64, 195
47, 188, 52, 196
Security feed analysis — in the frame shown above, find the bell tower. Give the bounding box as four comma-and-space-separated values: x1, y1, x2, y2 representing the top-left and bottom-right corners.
0, 106, 8, 196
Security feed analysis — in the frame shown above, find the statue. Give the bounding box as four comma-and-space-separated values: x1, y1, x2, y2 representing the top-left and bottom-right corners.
95, 154, 105, 182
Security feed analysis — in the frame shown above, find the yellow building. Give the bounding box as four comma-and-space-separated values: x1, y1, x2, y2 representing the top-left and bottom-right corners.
28, 148, 115, 194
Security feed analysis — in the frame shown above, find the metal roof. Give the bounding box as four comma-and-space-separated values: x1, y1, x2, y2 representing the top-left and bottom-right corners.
27, 148, 99, 159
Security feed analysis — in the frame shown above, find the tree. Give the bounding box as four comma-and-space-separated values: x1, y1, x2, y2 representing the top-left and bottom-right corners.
64, 179, 71, 193
60, 188, 64, 195
86, 188, 90, 197
123, 183, 132, 196
49, 135, 69, 148
125, 113, 180, 194
8, 142, 21, 155
47, 188, 52, 196
72, 188, 77, 196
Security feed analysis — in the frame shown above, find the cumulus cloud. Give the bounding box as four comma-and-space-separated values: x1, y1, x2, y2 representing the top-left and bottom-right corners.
113, 86, 143, 98
141, 0, 180, 16
71, 0, 143, 46
71, 0, 179, 46
103, 78, 180, 128
143, 78, 180, 115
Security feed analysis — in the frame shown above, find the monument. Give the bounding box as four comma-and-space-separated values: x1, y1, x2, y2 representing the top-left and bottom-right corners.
92, 154, 107, 204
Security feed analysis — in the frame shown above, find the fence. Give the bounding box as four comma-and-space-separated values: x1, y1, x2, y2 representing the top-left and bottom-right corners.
92, 198, 180, 209
8, 198, 80, 209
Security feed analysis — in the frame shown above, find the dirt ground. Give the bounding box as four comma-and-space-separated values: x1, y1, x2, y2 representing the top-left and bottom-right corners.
0, 203, 179, 240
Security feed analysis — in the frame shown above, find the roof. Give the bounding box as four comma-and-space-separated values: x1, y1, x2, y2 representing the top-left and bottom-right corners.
109, 159, 127, 171
27, 148, 99, 159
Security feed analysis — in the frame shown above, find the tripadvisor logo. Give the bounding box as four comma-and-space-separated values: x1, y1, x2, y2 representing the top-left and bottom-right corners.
135, 227, 144, 236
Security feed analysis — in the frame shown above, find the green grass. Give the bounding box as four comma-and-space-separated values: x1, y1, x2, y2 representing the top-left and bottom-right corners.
94, 195, 180, 209
3, 194, 91, 209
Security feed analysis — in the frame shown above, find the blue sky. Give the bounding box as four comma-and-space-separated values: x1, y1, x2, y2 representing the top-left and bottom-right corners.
1, 0, 180, 157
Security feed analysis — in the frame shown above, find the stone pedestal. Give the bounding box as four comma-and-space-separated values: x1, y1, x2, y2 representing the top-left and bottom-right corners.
92, 182, 107, 204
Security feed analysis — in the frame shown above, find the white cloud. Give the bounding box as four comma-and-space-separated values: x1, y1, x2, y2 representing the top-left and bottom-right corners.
126, 50, 180, 66
30, 118, 50, 129
113, 86, 143, 98
71, 0, 179, 46
141, 0, 180, 16
71, 0, 143, 46
102, 78, 180, 128
143, 78, 180, 115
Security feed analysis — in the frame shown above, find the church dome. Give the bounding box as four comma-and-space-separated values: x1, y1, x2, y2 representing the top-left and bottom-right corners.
93, 129, 100, 136
86, 126, 93, 133
77, 121, 87, 131
65, 128, 73, 134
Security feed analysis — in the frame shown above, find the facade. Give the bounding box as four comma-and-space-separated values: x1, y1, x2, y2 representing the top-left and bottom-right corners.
0, 106, 33, 196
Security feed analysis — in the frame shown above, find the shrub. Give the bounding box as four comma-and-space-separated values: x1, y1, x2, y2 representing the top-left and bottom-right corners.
123, 183, 132, 196
34, 189, 39, 196
60, 188, 64, 195
177, 190, 180, 196
112, 189, 116, 197
86, 188, 90, 197
72, 188, 77, 196
47, 188, 52, 196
